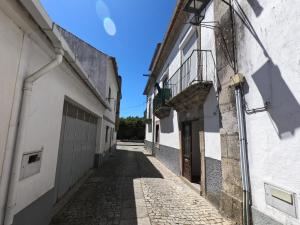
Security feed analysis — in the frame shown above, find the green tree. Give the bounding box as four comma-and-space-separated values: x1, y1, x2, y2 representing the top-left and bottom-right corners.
117, 116, 145, 140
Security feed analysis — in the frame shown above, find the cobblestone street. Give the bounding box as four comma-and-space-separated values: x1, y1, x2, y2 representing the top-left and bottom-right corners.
51, 142, 234, 225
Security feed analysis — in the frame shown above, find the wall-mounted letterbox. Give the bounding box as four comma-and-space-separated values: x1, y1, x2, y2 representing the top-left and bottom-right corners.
20, 150, 42, 180
265, 183, 297, 218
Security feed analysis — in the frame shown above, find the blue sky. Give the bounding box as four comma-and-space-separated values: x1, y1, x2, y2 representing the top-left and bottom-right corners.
40, 0, 177, 117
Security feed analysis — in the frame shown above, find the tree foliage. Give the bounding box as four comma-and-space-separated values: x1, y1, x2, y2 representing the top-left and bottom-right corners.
117, 116, 145, 140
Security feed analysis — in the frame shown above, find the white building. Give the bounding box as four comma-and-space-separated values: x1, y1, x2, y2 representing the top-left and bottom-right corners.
144, 1, 300, 225
0, 1, 121, 225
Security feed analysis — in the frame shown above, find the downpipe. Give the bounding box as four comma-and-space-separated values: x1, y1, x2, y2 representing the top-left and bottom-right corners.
235, 86, 251, 225
2, 49, 64, 225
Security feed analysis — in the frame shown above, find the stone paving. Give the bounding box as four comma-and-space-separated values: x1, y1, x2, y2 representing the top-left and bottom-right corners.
51, 142, 234, 225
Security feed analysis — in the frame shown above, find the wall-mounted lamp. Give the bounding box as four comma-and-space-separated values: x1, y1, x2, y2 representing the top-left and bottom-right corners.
184, 0, 210, 25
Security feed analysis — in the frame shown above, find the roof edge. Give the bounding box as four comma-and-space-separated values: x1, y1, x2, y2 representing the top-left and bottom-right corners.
143, 0, 187, 95
19, 0, 111, 109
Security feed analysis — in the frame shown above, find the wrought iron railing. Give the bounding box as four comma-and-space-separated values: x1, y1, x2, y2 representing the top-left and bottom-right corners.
166, 49, 216, 99
153, 88, 172, 112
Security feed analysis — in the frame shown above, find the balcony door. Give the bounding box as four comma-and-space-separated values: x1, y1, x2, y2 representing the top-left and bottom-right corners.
182, 121, 192, 181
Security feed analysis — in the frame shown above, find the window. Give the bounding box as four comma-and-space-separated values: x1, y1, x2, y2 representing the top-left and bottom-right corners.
155, 124, 160, 143
105, 126, 109, 142
111, 128, 114, 141
108, 87, 111, 103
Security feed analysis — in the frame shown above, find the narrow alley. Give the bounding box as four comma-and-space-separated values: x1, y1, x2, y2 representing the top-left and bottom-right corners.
50, 142, 233, 225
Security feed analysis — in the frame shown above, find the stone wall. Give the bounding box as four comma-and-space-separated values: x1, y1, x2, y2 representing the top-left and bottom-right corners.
214, 1, 243, 223
144, 140, 153, 151
205, 157, 222, 207
153, 144, 181, 176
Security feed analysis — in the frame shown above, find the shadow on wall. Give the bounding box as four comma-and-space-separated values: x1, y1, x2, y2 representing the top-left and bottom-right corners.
233, 1, 300, 138
252, 59, 300, 139
160, 110, 174, 133
204, 88, 221, 133
246, 0, 263, 17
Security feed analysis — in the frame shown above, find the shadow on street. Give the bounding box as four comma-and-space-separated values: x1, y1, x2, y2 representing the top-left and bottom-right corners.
50, 143, 162, 225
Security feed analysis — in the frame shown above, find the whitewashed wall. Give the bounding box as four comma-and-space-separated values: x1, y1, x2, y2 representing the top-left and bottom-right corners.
100, 119, 114, 153
0, 5, 106, 222
105, 59, 118, 123
201, 1, 221, 161
152, 22, 200, 150
204, 88, 221, 160
100, 59, 119, 153
235, 0, 300, 224
13, 42, 105, 217
145, 91, 154, 143
0, 8, 24, 180
157, 51, 181, 149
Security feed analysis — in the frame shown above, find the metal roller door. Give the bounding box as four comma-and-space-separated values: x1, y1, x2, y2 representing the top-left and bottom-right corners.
56, 101, 98, 201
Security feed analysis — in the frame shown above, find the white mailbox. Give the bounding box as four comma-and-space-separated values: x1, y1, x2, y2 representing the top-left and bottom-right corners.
20, 150, 42, 180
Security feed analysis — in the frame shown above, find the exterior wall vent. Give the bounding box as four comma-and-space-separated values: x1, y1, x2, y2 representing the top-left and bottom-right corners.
265, 183, 297, 218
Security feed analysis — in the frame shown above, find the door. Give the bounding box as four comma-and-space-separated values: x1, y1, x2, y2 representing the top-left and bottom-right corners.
109, 127, 112, 152
182, 122, 192, 181
55, 101, 98, 201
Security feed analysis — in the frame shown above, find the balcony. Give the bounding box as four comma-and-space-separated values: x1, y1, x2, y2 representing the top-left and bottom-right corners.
165, 50, 215, 112
153, 88, 172, 119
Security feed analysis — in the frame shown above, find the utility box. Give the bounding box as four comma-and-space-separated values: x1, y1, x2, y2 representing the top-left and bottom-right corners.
20, 150, 42, 180
265, 183, 297, 218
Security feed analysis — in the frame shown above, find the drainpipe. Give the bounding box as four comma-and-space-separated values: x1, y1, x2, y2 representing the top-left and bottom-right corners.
227, 0, 251, 223
232, 74, 251, 225
236, 86, 251, 225
3, 48, 64, 225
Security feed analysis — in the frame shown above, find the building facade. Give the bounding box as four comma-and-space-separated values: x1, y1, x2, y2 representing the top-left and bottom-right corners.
0, 1, 121, 225
58, 27, 122, 166
144, 1, 300, 225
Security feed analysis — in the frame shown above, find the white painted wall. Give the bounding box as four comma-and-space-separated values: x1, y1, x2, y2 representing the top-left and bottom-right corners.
0, 8, 24, 179
105, 59, 118, 123
201, 1, 221, 161
12, 41, 105, 217
201, 1, 217, 87
158, 50, 181, 149
147, 22, 200, 150
204, 88, 221, 160
0, 4, 107, 223
234, 0, 300, 224
145, 94, 153, 143
100, 59, 119, 153
159, 110, 180, 149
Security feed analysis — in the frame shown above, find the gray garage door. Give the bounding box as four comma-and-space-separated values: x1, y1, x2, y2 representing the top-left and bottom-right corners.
56, 101, 98, 201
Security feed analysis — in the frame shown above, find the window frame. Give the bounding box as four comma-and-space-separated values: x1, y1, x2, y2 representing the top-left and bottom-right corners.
105, 126, 109, 143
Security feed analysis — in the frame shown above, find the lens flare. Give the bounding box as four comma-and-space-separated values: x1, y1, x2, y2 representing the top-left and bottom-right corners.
96, 0, 117, 37
96, 0, 110, 19
103, 17, 117, 36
